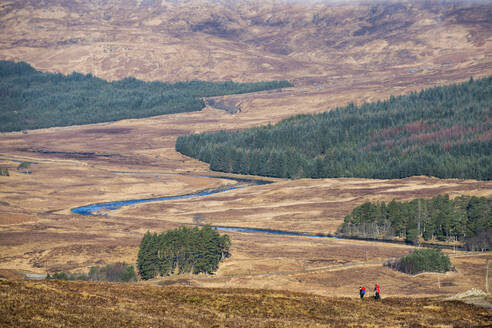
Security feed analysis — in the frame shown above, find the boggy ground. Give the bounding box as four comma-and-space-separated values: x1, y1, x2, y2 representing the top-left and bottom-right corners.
1, 279, 491, 328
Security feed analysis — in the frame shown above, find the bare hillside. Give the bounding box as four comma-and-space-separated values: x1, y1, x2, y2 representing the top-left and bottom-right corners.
0, 0, 490, 84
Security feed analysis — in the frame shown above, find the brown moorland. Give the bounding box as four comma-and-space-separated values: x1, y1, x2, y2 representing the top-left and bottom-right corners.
0, 0, 491, 309
1, 279, 491, 328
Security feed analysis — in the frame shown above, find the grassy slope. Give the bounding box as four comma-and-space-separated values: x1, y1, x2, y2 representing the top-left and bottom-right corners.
1, 279, 490, 328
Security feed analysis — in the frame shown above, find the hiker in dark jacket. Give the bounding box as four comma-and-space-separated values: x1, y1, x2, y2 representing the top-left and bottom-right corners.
359, 286, 366, 299
374, 284, 380, 300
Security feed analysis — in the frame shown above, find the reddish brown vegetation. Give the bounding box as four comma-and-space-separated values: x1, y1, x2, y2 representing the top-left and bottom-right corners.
0, 279, 491, 328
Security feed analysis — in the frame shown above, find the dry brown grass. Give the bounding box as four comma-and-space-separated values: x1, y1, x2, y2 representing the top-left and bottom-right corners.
1, 279, 491, 328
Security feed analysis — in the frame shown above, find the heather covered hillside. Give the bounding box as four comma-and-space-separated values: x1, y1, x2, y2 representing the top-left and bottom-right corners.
176, 77, 492, 180
1, 279, 491, 328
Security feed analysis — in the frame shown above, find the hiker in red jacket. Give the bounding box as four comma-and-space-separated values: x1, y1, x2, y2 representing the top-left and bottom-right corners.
374, 284, 380, 300
359, 286, 366, 299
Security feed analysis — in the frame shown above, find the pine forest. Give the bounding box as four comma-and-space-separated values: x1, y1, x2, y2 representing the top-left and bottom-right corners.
176, 76, 492, 180
0, 60, 292, 132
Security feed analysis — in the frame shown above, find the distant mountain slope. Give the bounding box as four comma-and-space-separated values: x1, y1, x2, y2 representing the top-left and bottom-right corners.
0, 60, 291, 132
0, 0, 490, 84
176, 76, 492, 180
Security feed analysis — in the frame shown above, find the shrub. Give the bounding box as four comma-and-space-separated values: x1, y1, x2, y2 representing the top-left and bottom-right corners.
88, 262, 138, 282
47, 262, 137, 282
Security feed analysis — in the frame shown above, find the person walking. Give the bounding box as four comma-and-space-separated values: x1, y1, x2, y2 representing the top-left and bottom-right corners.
374, 284, 380, 300
359, 286, 366, 299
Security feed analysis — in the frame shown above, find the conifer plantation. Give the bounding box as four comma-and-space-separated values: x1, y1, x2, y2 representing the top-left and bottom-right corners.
0, 60, 291, 132
176, 76, 492, 180
137, 226, 230, 280
339, 194, 492, 249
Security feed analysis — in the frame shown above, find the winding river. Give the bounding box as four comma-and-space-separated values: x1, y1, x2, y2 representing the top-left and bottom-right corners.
70, 175, 455, 248
70, 174, 347, 240
70, 175, 339, 239
71, 175, 271, 216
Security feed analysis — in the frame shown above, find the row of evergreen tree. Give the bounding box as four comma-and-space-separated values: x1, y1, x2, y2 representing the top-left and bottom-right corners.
176, 76, 492, 180
0, 60, 292, 132
338, 194, 491, 249
137, 226, 230, 280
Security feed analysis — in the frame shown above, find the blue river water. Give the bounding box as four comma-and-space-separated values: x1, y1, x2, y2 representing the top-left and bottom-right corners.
71, 177, 271, 215
70, 176, 338, 239
213, 226, 338, 239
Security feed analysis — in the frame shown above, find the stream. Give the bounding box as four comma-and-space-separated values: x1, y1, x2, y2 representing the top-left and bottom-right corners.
69, 175, 458, 248
71, 175, 271, 216
214, 226, 338, 239
70, 174, 342, 239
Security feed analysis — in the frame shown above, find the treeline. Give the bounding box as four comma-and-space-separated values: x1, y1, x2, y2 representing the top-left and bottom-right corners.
0, 60, 292, 132
338, 194, 491, 250
176, 76, 492, 180
386, 249, 451, 275
47, 262, 137, 282
137, 226, 230, 280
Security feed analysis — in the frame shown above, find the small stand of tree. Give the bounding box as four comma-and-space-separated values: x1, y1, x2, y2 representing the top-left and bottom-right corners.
46, 262, 137, 282
465, 230, 492, 252
338, 194, 491, 249
137, 226, 230, 280
386, 248, 451, 274
17, 161, 31, 174
0, 167, 9, 176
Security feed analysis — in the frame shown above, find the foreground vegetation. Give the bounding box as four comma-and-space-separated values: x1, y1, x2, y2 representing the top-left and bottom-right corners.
339, 194, 492, 249
386, 249, 451, 275
137, 226, 230, 280
0, 60, 292, 132
176, 76, 492, 180
0, 279, 490, 327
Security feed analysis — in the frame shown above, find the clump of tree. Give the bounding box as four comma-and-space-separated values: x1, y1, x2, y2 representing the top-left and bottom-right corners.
0, 167, 9, 176
176, 76, 492, 180
0, 60, 292, 132
46, 262, 137, 282
137, 226, 230, 280
16, 161, 31, 174
338, 194, 491, 250
386, 248, 451, 274
465, 230, 492, 252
